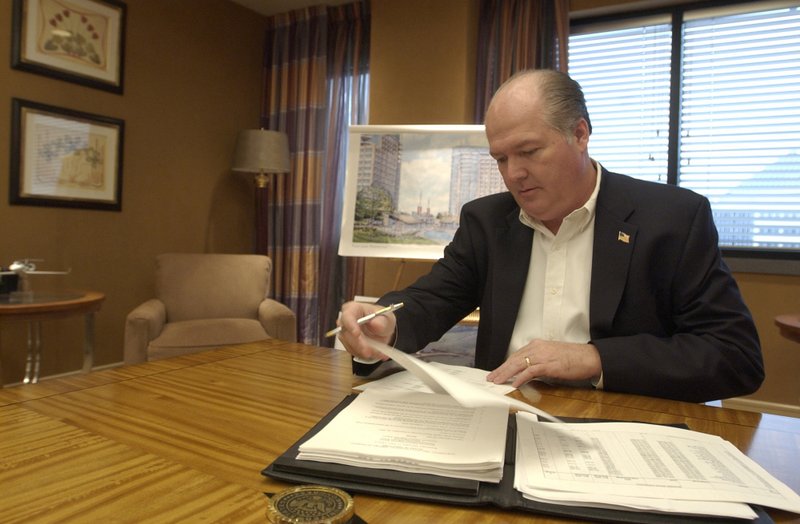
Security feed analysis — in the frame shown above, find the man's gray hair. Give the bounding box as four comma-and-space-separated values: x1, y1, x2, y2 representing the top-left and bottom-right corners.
494, 69, 593, 138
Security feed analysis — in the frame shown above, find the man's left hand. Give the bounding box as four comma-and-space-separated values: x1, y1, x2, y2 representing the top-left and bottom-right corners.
486, 339, 602, 388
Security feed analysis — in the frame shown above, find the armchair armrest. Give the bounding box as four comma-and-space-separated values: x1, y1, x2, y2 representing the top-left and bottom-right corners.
258, 299, 297, 342
124, 299, 167, 364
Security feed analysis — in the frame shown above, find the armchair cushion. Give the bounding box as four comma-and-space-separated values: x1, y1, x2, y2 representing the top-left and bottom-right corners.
147, 318, 270, 361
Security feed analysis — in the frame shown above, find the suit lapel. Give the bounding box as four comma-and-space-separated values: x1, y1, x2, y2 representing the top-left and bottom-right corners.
590, 171, 637, 337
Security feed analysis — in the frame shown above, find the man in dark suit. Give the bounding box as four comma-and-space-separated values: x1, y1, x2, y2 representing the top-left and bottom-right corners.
336, 69, 764, 403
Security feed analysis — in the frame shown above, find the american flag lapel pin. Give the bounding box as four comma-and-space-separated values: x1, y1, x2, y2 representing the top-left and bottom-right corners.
617, 231, 630, 243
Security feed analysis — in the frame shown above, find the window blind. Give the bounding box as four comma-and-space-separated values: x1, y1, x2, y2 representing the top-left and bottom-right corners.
569, 2, 800, 251
680, 5, 800, 249
569, 21, 672, 184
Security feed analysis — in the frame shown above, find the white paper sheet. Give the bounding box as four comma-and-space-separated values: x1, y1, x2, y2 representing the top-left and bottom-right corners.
514, 412, 800, 516
354, 360, 516, 396
364, 339, 560, 422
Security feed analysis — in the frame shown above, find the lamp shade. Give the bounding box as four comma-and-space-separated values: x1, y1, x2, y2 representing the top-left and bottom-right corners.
231, 129, 290, 174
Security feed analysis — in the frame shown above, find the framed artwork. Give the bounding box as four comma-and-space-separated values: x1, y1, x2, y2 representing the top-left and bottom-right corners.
338, 125, 506, 260
11, 0, 126, 94
10, 98, 124, 211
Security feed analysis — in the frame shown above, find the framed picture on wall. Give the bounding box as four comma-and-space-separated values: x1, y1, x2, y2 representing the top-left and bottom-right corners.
11, 0, 127, 94
338, 125, 505, 260
10, 98, 124, 211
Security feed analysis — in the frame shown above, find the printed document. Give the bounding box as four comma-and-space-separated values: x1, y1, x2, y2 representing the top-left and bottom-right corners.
297, 389, 508, 482
515, 412, 800, 518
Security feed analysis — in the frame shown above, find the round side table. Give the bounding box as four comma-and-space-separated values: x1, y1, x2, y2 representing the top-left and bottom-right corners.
775, 313, 800, 344
0, 290, 105, 385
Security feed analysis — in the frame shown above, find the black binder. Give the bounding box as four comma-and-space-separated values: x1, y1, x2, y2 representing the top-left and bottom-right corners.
262, 394, 773, 523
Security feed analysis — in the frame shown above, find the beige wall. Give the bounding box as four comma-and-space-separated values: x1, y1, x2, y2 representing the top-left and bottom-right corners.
0, 0, 266, 383
735, 274, 800, 411
369, 0, 478, 125
367, 0, 800, 413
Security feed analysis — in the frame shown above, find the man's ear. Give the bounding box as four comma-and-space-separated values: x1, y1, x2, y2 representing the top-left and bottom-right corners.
574, 118, 591, 148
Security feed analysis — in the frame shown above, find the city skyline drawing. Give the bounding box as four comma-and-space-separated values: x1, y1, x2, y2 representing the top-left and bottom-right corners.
339, 125, 506, 260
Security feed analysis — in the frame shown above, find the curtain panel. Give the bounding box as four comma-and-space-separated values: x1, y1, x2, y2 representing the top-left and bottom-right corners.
320, 3, 370, 345
261, 1, 369, 345
474, 0, 570, 122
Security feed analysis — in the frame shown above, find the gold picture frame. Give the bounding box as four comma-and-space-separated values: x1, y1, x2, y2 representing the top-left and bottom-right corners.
11, 0, 126, 94
10, 98, 124, 211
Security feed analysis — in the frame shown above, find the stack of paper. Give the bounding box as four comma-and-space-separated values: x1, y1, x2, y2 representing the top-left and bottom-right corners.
514, 412, 800, 519
361, 339, 561, 422
297, 389, 508, 482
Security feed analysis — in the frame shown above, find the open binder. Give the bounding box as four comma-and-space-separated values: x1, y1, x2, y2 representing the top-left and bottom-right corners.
262, 394, 773, 523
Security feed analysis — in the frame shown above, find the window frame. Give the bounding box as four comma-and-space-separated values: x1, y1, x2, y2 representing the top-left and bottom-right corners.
570, 0, 800, 274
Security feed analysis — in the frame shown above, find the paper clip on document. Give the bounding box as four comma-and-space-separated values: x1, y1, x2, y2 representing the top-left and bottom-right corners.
325, 302, 404, 338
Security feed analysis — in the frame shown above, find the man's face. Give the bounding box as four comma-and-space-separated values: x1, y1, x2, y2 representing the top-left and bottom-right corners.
485, 88, 593, 232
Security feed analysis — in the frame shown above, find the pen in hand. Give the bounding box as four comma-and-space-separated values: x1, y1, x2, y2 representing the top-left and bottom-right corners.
325, 302, 404, 338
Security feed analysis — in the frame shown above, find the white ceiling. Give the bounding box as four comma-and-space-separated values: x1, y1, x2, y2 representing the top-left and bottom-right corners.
229, 0, 352, 17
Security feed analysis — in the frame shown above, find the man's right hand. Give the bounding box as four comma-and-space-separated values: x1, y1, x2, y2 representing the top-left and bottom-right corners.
335, 301, 396, 361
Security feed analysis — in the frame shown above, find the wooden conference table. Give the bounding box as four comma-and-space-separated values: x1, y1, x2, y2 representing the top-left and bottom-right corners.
1, 339, 799, 523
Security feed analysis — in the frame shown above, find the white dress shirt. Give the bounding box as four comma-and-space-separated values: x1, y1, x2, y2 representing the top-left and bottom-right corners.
507, 162, 602, 386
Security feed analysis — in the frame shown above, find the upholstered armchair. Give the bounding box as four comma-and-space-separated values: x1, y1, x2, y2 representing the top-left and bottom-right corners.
124, 253, 296, 364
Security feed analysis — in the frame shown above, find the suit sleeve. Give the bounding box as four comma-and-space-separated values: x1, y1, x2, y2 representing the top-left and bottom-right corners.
593, 197, 764, 402
377, 202, 490, 354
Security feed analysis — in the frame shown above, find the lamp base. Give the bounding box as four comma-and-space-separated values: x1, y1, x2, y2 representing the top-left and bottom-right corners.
255, 176, 270, 254
255, 173, 270, 189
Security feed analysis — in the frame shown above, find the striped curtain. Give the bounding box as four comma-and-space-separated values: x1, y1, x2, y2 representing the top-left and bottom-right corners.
474, 0, 570, 122
319, 3, 370, 346
261, 2, 369, 345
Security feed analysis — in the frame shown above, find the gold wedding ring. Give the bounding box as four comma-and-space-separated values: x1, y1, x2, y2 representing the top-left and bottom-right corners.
524, 356, 531, 368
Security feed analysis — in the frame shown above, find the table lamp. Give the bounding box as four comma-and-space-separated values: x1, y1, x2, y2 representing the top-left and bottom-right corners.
231, 129, 291, 253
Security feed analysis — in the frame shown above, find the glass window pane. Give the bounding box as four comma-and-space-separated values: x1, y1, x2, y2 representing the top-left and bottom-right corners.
569, 24, 672, 184
680, 4, 800, 249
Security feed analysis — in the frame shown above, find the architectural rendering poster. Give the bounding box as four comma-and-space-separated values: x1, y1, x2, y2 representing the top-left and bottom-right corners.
339, 125, 506, 260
